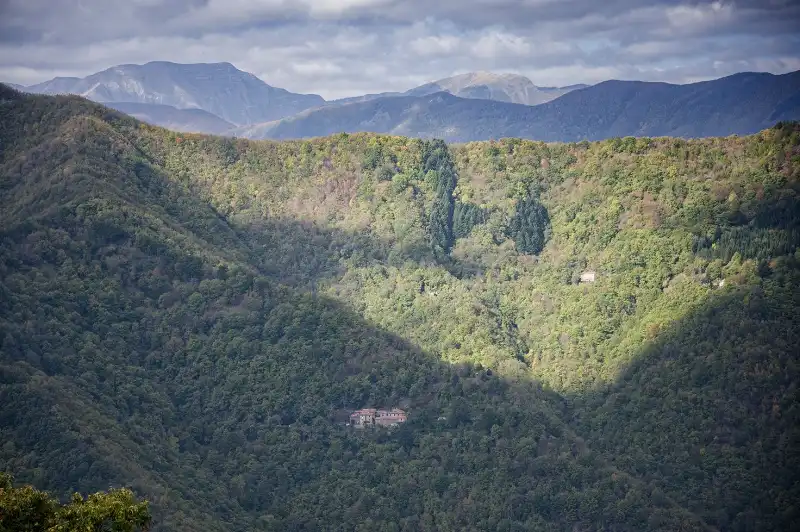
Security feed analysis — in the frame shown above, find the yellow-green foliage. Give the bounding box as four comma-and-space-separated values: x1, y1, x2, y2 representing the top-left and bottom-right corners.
0, 473, 150, 532
1, 89, 798, 531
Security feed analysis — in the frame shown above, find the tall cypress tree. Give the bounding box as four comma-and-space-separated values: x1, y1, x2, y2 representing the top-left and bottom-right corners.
453, 201, 486, 239
423, 140, 458, 254
508, 196, 551, 254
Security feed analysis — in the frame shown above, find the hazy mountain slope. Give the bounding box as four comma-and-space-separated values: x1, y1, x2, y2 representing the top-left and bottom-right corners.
329, 90, 403, 105
329, 73, 586, 106
24, 61, 324, 125
407, 72, 585, 105
540, 71, 800, 139
230, 91, 513, 140
1, 82, 25, 91
23, 76, 80, 94
1, 87, 798, 530
103, 101, 234, 134
240, 70, 800, 142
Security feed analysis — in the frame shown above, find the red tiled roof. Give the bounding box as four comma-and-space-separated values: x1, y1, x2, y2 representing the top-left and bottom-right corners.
350, 408, 406, 419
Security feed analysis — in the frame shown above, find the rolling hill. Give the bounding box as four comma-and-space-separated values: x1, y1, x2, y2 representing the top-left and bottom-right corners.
237, 70, 800, 142
1, 85, 798, 530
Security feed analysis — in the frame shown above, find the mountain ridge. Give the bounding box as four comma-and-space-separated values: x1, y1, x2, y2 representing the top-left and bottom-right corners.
405, 71, 587, 105
23, 60, 326, 126
236, 69, 800, 142
14, 62, 799, 143
330, 71, 587, 106
18, 62, 587, 117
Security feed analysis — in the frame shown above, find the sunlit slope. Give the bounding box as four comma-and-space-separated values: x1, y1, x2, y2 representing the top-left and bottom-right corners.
1, 86, 797, 530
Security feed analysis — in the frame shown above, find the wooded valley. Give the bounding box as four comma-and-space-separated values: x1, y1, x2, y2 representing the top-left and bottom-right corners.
0, 84, 798, 531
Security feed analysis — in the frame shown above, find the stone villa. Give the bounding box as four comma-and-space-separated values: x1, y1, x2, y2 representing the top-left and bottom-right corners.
349, 408, 407, 428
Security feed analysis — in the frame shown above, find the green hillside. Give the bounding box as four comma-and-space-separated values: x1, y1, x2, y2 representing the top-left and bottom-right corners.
1, 85, 798, 531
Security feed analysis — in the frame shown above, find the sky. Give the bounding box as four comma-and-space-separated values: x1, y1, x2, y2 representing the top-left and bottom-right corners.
1, 0, 799, 100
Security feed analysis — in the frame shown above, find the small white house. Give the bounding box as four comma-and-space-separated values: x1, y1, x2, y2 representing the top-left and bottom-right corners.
580, 271, 597, 283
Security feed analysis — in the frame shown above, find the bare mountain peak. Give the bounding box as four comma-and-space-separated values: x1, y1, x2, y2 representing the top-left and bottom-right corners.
143, 60, 234, 67
23, 60, 324, 126
328, 71, 581, 107
436, 71, 534, 85
410, 70, 581, 105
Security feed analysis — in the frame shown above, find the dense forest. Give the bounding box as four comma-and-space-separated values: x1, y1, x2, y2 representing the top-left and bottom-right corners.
0, 84, 798, 531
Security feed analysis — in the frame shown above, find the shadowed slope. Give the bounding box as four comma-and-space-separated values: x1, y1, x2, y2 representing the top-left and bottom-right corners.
1, 89, 798, 531
573, 272, 800, 531
0, 89, 714, 531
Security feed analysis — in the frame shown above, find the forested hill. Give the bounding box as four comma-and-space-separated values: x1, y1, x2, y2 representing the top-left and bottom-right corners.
1, 86, 798, 531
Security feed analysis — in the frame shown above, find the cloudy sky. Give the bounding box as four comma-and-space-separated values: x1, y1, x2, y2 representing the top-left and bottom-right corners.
1, 0, 799, 99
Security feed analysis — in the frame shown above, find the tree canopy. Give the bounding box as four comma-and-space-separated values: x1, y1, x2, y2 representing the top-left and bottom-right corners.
0, 90, 798, 530
0, 473, 150, 532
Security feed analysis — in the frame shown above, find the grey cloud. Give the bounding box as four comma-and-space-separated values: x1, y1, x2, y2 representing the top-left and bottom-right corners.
0, 0, 797, 98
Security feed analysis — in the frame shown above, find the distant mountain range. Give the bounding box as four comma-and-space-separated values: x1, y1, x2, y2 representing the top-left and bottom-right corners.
15, 64, 581, 126
237, 71, 800, 142
8, 62, 800, 142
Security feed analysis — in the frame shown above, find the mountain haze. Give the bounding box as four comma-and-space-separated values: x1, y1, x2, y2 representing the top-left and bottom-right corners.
1, 86, 798, 530
25, 76, 81, 94
236, 70, 800, 142
331, 72, 585, 106
1, 82, 26, 91
24, 61, 325, 125
328, 91, 405, 105
19, 63, 582, 126
407, 72, 586, 105
19, 63, 798, 143
103, 101, 235, 134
